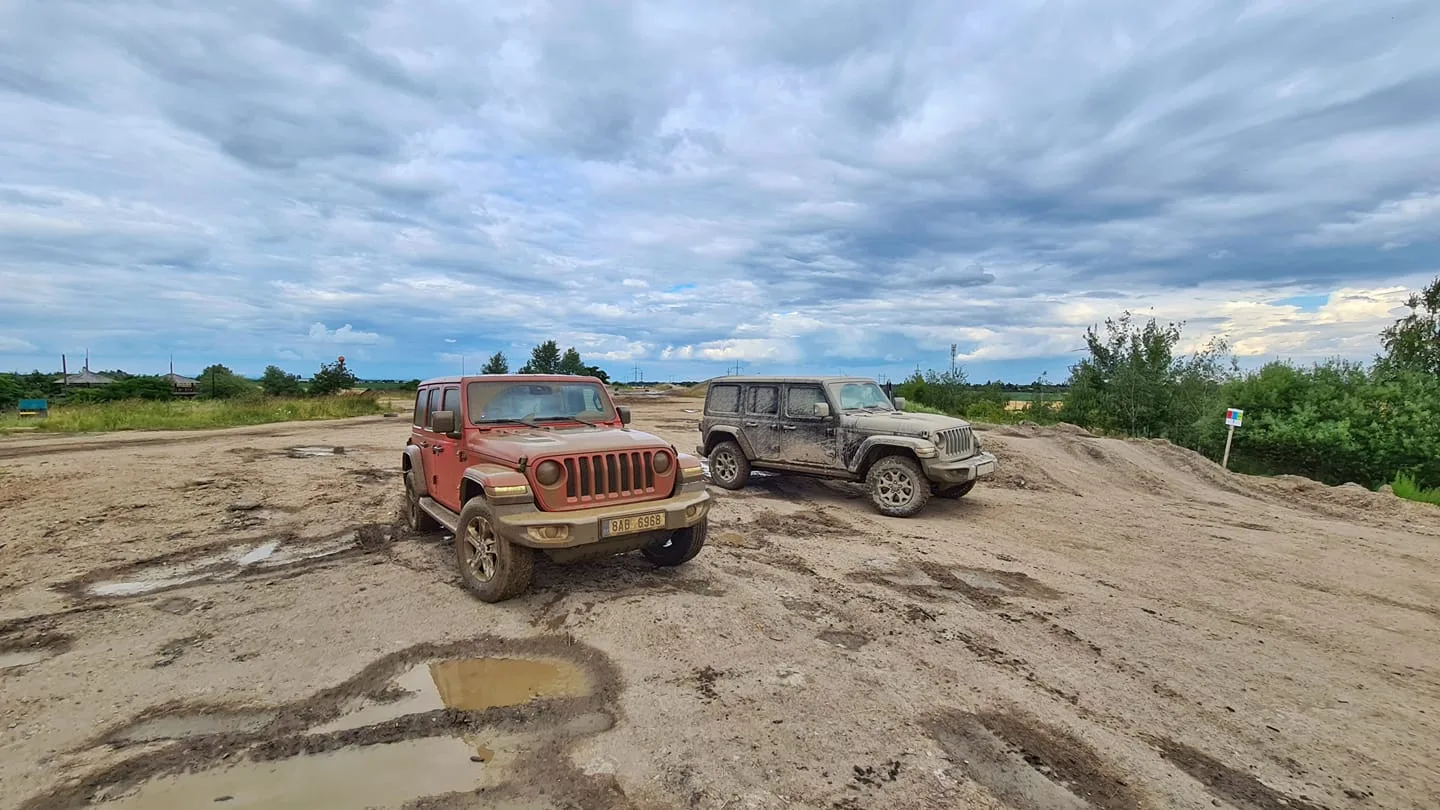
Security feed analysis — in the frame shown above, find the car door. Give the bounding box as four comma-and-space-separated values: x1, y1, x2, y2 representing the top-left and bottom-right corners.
744, 384, 782, 461
781, 383, 839, 468
427, 384, 468, 512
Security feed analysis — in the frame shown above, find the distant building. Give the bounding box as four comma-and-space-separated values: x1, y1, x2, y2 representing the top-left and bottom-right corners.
55, 366, 114, 387
165, 371, 199, 398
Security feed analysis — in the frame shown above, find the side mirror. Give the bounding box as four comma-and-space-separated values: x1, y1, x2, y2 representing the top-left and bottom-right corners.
813, 402, 831, 418
431, 410, 458, 436
891, 397, 906, 412
616, 405, 632, 425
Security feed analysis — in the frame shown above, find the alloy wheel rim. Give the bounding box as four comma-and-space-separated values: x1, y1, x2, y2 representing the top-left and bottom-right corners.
876, 468, 915, 506
714, 451, 738, 481
464, 515, 498, 581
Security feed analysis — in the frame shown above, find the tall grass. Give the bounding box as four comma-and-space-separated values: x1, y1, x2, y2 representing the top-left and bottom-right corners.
0, 396, 386, 434
1393, 472, 1440, 506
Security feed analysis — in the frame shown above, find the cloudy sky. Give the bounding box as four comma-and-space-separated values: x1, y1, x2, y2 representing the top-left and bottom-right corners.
2, 0, 1438, 383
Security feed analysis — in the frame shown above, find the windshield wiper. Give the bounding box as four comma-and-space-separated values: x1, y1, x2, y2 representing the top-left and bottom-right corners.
535, 414, 600, 427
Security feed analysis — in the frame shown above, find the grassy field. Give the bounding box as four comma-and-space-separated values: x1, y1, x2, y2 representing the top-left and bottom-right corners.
1393, 473, 1440, 506
0, 396, 387, 434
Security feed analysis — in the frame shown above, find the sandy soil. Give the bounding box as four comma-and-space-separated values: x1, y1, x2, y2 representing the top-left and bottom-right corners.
1, 399, 1438, 810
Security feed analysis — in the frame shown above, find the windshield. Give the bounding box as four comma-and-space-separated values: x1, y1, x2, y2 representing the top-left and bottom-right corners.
466, 380, 616, 425
830, 381, 894, 411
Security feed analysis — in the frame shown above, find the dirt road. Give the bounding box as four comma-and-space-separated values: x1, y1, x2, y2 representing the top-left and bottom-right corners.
2, 399, 1437, 809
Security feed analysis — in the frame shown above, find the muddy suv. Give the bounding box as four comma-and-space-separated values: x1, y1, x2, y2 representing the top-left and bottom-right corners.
403, 375, 711, 602
697, 376, 996, 517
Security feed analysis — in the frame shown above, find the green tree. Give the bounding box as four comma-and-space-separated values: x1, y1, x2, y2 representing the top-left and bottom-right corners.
197, 364, 254, 399
558, 347, 586, 375
519, 340, 562, 374
583, 365, 611, 383
260, 365, 303, 396
481, 352, 509, 374
0, 374, 21, 409
310, 357, 358, 397
1379, 276, 1440, 376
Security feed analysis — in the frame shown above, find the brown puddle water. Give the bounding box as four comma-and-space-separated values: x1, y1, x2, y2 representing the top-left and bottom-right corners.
317, 656, 591, 734
98, 736, 507, 810
99, 657, 593, 810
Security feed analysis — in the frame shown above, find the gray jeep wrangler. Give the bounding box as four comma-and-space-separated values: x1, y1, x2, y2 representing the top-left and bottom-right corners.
696, 376, 997, 517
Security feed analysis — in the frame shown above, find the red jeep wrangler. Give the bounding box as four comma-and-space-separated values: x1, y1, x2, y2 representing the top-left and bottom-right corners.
402, 375, 711, 602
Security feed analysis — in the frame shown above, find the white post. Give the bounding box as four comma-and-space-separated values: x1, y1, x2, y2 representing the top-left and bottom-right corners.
1222, 424, 1235, 469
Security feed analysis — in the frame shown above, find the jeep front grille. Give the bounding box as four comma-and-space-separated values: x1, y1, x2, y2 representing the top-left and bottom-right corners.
531, 451, 673, 511
936, 426, 976, 458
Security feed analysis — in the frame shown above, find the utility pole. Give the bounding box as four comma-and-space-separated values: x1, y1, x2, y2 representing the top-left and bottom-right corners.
950, 344, 957, 376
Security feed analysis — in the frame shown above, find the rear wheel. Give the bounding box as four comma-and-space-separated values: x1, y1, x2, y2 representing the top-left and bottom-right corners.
404, 470, 439, 532
936, 480, 976, 499
455, 497, 534, 602
867, 455, 931, 517
708, 440, 751, 490
641, 519, 708, 566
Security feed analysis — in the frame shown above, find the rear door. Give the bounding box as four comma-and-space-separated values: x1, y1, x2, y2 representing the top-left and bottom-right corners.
744, 384, 782, 461
781, 383, 839, 468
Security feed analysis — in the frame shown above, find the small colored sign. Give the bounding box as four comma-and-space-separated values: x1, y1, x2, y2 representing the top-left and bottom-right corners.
18, 398, 48, 416
1225, 408, 1244, 427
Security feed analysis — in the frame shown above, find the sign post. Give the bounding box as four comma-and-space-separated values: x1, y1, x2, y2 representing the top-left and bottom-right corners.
1222, 408, 1244, 469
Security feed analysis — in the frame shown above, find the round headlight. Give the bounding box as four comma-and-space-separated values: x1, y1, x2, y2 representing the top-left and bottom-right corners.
652, 451, 673, 474
535, 460, 563, 487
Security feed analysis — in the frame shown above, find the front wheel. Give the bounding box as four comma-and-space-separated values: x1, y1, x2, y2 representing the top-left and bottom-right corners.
867, 455, 931, 517
936, 480, 976, 499
455, 498, 534, 602
641, 519, 708, 566
707, 441, 751, 490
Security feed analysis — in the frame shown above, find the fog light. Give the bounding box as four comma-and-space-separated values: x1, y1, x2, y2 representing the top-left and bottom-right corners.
685, 502, 709, 519
527, 525, 570, 542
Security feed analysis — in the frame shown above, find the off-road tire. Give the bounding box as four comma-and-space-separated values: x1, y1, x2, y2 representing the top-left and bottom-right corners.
455, 497, 534, 603
641, 518, 708, 566
936, 480, 976, 499
404, 470, 440, 532
707, 440, 751, 490
867, 455, 931, 517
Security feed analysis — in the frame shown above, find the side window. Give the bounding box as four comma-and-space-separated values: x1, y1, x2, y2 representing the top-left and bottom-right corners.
414, 389, 431, 428
786, 386, 828, 418
426, 387, 447, 430
747, 386, 779, 415
441, 387, 461, 419
707, 384, 740, 414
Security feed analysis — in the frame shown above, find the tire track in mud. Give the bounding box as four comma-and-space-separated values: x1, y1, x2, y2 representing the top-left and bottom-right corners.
21, 637, 632, 810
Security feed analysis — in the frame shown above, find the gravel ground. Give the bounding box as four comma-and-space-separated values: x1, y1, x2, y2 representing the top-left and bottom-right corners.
1, 398, 1437, 810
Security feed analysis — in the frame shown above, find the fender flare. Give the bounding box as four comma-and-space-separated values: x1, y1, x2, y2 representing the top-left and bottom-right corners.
850, 436, 931, 475
401, 446, 428, 497
703, 425, 756, 459
460, 464, 533, 505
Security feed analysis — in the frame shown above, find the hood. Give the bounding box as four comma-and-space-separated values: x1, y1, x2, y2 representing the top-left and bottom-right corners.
840, 410, 971, 439
468, 426, 671, 465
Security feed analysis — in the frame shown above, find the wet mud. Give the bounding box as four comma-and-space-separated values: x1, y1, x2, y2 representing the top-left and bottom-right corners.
1149, 737, 1330, 810
0, 625, 72, 674
929, 710, 1146, 810
848, 557, 1060, 608
26, 636, 624, 810
56, 524, 393, 600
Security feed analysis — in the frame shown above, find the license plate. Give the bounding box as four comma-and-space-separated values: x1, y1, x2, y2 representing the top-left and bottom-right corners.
977, 460, 996, 476
604, 512, 665, 537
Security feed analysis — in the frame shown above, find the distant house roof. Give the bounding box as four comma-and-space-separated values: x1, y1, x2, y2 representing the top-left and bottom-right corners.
55, 369, 114, 385
165, 372, 198, 386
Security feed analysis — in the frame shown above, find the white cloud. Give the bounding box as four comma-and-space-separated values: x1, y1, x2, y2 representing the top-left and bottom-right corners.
0, 336, 37, 353
1300, 192, 1440, 248
304, 323, 386, 345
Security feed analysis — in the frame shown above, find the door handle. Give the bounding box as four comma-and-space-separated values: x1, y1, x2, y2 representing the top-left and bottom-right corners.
779, 425, 797, 431
432, 445, 444, 454
743, 421, 759, 427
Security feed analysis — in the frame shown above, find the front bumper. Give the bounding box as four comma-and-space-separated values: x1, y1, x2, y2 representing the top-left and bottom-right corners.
491, 479, 711, 549
921, 451, 998, 485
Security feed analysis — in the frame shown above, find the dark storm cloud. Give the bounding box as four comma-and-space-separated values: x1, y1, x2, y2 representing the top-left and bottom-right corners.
1, 0, 1437, 377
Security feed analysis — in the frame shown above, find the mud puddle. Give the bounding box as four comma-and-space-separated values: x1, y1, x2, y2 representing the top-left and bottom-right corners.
76, 529, 379, 598
316, 656, 591, 734
1, 648, 56, 671
97, 735, 505, 810
287, 446, 346, 458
